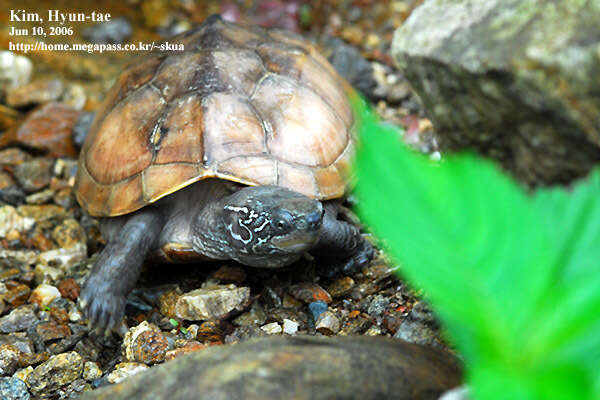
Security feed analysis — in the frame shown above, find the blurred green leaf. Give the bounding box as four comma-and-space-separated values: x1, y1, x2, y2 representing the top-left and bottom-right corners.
352, 98, 600, 399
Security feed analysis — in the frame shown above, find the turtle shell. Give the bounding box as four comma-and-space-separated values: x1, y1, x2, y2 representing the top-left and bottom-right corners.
75, 15, 358, 217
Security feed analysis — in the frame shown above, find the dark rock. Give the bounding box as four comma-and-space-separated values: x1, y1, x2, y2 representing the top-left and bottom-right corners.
0, 376, 30, 400
366, 295, 389, 319
289, 283, 332, 304
392, 0, 600, 186
26, 351, 83, 395
79, 336, 461, 400
326, 38, 377, 99
72, 111, 95, 149
83, 17, 133, 44
0, 172, 24, 206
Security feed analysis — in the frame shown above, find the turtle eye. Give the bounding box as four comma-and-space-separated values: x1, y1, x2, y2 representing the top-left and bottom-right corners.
273, 211, 293, 232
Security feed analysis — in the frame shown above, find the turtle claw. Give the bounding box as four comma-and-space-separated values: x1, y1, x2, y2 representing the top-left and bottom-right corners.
322, 241, 375, 279
80, 275, 127, 334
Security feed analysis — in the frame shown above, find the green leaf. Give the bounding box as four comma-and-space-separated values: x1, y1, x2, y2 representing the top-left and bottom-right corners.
352, 99, 600, 399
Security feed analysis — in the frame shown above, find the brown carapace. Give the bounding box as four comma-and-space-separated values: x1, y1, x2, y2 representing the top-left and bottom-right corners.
75, 15, 358, 217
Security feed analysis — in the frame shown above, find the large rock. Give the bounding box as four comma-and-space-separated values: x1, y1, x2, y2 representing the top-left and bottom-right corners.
392, 0, 600, 186
80, 336, 461, 400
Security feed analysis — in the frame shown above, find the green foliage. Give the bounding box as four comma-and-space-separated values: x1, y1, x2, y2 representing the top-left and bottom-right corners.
352, 98, 600, 400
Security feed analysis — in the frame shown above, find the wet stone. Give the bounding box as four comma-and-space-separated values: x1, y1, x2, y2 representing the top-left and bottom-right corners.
83, 17, 133, 44
13, 103, 80, 158
0, 344, 20, 375
0, 149, 30, 166
71, 111, 95, 149
315, 311, 340, 336
339, 315, 372, 336
289, 283, 332, 304
82, 362, 102, 382
327, 38, 377, 99
0, 51, 32, 92
106, 362, 149, 384
6, 79, 64, 108
12, 158, 54, 193
36, 243, 87, 272
0, 376, 30, 400
28, 284, 61, 307
24, 189, 54, 205
0, 269, 20, 283
195, 321, 225, 342
164, 340, 204, 361
175, 285, 251, 321
17, 352, 49, 368
0, 307, 38, 334
122, 322, 169, 365
26, 351, 83, 395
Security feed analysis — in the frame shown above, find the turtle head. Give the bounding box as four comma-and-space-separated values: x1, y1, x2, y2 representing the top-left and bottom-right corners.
213, 185, 324, 267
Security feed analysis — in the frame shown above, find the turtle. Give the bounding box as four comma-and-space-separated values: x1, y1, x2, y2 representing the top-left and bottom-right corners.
75, 14, 374, 332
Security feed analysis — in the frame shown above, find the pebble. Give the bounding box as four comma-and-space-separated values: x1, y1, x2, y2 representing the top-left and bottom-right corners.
0, 307, 38, 333
28, 285, 61, 308
34, 320, 72, 344
211, 265, 247, 283
122, 322, 169, 365
164, 340, 204, 361
367, 295, 390, 319
288, 283, 332, 304
175, 285, 250, 321
12, 158, 54, 194
315, 311, 341, 335
57, 279, 80, 301
0, 250, 37, 270
282, 319, 299, 335
0, 149, 30, 166
106, 362, 149, 384
12, 366, 33, 383
33, 265, 63, 286
61, 84, 87, 110
36, 243, 87, 272
0, 344, 20, 375
260, 322, 282, 335
157, 288, 182, 319
24, 189, 54, 205
307, 301, 328, 322
327, 276, 356, 298
26, 351, 82, 395
2, 284, 31, 307
327, 38, 377, 99
0, 376, 30, 400
83, 17, 133, 44
52, 219, 86, 249
71, 111, 95, 149
0, 334, 34, 354
233, 303, 267, 327
0, 206, 35, 239
12, 103, 80, 158
6, 79, 64, 108
82, 362, 102, 382
52, 188, 75, 209
0, 172, 24, 206
0, 52, 32, 92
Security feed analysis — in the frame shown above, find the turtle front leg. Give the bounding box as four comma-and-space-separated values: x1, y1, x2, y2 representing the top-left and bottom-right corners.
314, 203, 375, 276
80, 209, 164, 333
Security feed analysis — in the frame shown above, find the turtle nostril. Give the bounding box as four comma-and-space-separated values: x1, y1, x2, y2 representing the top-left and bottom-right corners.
306, 211, 322, 230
